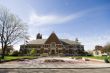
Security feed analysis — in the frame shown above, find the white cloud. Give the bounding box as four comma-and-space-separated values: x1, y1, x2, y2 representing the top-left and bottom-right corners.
28, 7, 103, 27
13, 44, 20, 51
29, 11, 86, 27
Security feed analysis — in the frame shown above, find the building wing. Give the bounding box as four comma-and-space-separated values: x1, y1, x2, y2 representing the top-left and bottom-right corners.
28, 39, 46, 45
60, 39, 81, 45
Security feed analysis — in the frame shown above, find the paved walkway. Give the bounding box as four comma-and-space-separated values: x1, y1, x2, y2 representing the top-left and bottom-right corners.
0, 57, 110, 68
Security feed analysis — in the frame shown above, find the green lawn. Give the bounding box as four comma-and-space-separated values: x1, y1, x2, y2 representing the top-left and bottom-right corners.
0, 56, 110, 62
0, 56, 37, 61
84, 56, 110, 60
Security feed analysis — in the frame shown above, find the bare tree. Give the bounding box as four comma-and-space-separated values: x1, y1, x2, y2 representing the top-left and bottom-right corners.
0, 7, 27, 59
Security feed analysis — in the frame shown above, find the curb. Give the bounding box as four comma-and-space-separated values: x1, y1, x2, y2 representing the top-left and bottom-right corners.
0, 67, 110, 69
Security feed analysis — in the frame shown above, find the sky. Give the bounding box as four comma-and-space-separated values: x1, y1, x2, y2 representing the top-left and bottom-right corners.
0, 0, 110, 51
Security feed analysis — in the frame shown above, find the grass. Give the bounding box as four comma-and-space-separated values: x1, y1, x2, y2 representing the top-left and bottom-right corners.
0, 56, 37, 61
84, 56, 110, 60
0, 55, 110, 62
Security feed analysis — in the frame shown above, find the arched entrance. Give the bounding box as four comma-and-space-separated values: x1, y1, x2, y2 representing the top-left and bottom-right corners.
49, 42, 57, 56
51, 50, 56, 55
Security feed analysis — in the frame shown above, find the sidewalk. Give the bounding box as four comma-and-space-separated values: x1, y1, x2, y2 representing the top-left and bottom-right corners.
0, 57, 110, 69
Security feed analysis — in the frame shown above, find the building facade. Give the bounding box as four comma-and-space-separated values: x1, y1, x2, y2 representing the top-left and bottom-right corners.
93, 45, 107, 56
20, 32, 85, 56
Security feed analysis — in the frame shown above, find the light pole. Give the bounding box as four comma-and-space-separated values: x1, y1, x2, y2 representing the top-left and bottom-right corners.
23, 32, 29, 56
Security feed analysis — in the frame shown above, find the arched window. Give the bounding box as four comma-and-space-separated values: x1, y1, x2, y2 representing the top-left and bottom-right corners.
51, 42, 56, 48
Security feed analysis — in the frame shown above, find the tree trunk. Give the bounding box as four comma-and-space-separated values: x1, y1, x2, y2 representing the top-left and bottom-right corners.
1, 48, 5, 59
1, 45, 6, 59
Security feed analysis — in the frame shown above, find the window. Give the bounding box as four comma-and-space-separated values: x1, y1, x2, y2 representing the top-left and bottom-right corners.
51, 42, 56, 48
59, 50, 62, 53
37, 50, 40, 53
44, 50, 48, 53
96, 51, 99, 55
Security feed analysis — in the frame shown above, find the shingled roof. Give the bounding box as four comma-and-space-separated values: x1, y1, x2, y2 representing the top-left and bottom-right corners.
26, 32, 81, 45
28, 39, 46, 44
27, 39, 80, 45
60, 39, 80, 45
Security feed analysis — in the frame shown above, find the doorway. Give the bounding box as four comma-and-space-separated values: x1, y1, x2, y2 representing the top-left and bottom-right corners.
51, 50, 56, 55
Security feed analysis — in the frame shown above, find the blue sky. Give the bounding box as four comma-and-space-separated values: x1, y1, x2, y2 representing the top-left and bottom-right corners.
0, 0, 110, 50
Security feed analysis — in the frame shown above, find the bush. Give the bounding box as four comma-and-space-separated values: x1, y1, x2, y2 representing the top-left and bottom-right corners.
30, 48, 37, 56
9, 50, 19, 56
41, 53, 48, 57
44, 59, 65, 62
104, 57, 110, 63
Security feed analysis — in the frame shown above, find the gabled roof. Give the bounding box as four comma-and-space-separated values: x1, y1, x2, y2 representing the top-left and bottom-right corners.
60, 39, 80, 45
26, 32, 81, 45
28, 39, 46, 44
45, 32, 62, 44
27, 39, 81, 45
